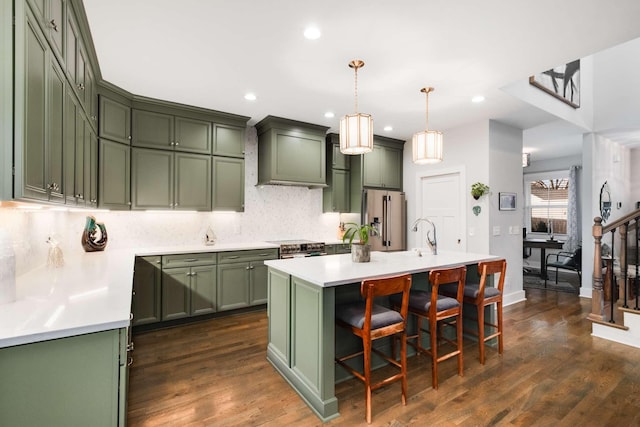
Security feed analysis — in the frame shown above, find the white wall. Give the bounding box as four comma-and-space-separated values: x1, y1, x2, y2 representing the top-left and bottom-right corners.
488, 121, 524, 303
403, 120, 490, 254
630, 148, 640, 206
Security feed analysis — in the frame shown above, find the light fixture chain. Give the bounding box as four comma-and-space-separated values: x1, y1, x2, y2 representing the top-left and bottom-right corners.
354, 66, 358, 113
425, 89, 429, 130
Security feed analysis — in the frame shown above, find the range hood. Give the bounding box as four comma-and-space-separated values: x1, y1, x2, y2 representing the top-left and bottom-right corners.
255, 116, 329, 188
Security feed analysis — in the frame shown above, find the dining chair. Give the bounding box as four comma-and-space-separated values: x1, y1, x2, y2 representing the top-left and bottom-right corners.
391, 265, 466, 389
440, 259, 506, 364
335, 274, 412, 424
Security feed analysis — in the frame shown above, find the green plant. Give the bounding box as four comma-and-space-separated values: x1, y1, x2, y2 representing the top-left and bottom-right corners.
471, 182, 490, 199
342, 223, 378, 245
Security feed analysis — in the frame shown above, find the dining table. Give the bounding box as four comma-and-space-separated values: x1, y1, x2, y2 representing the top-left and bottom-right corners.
523, 238, 565, 280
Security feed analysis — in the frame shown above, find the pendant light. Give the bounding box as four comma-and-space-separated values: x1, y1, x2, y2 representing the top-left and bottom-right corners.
412, 87, 443, 164
339, 59, 373, 155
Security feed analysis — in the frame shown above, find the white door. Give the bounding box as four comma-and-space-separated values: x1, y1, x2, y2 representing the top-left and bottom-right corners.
418, 172, 465, 252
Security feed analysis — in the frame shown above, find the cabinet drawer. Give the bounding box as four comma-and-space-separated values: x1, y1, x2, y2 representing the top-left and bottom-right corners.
218, 249, 279, 264
162, 252, 217, 268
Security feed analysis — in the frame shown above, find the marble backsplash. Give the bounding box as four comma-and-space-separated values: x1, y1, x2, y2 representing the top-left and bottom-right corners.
0, 127, 361, 275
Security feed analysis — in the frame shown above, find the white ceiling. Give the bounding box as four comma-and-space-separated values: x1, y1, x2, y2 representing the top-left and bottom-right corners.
82, 0, 640, 159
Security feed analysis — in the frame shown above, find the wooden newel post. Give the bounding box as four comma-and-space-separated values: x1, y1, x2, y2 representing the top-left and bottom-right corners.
589, 217, 604, 321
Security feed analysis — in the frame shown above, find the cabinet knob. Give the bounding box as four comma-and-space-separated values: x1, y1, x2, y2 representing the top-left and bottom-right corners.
170, 142, 175, 146
50, 19, 58, 32
175, 141, 179, 146
127, 201, 132, 206
77, 83, 85, 90
128, 135, 132, 140
127, 357, 134, 367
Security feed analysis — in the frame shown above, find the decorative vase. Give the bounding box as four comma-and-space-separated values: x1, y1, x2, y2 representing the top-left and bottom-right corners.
351, 243, 371, 263
81, 216, 108, 252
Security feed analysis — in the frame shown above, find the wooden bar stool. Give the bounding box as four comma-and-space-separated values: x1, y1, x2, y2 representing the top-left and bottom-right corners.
335, 274, 412, 424
391, 265, 466, 390
440, 259, 506, 364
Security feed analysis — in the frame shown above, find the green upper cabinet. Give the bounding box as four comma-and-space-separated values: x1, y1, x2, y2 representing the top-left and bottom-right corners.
64, 5, 95, 126
99, 95, 131, 145
131, 147, 211, 211
99, 139, 130, 210
212, 123, 245, 158
327, 133, 350, 170
22, 8, 64, 202
212, 156, 244, 211
26, 0, 65, 65
362, 136, 404, 190
256, 116, 329, 187
323, 133, 351, 213
132, 109, 212, 154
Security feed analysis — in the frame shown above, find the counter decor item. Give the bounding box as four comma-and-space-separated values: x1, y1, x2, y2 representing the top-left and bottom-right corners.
81, 216, 108, 252
471, 182, 490, 200
204, 226, 217, 246
0, 229, 16, 304
46, 236, 64, 268
342, 222, 378, 263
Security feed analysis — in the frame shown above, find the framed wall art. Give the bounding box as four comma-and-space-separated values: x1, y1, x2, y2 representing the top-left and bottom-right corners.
499, 192, 517, 211
529, 59, 580, 108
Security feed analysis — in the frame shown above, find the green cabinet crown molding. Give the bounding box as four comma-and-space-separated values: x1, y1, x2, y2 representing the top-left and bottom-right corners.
255, 115, 329, 188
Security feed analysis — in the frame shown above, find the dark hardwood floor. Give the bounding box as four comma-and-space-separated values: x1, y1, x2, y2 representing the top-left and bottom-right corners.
127, 289, 640, 426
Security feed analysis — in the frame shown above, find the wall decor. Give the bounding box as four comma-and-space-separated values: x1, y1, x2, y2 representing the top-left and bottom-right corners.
81, 216, 108, 252
529, 59, 580, 108
599, 181, 611, 223
499, 192, 516, 211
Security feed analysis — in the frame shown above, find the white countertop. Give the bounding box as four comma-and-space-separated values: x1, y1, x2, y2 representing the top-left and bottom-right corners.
0, 242, 279, 349
264, 250, 500, 287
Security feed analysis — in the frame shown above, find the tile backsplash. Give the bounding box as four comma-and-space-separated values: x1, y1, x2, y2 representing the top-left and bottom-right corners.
0, 127, 360, 275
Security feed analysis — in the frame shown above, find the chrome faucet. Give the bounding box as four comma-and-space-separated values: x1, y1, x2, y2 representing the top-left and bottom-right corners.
411, 218, 437, 255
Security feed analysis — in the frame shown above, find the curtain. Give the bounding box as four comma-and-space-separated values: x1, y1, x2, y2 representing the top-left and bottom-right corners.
565, 165, 580, 251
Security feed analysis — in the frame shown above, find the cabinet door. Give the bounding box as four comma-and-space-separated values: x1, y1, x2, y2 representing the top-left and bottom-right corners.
249, 261, 268, 305
362, 145, 383, 188
74, 111, 85, 203
99, 96, 131, 145
162, 267, 190, 321
131, 148, 173, 210
132, 256, 162, 326
63, 86, 78, 205
190, 265, 217, 316
64, 8, 77, 85
174, 152, 211, 211
85, 126, 98, 207
331, 142, 349, 170
99, 139, 131, 209
84, 60, 97, 126
212, 156, 244, 211
212, 123, 245, 157
47, 56, 65, 202
381, 146, 402, 190
132, 110, 174, 150
23, 12, 48, 201
174, 116, 211, 154
332, 169, 350, 212
48, 0, 65, 64
217, 262, 250, 311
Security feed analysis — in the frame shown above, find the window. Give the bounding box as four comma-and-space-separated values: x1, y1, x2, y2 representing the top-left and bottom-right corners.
525, 174, 570, 236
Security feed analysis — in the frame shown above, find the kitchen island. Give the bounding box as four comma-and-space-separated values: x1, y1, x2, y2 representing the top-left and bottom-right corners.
264, 249, 499, 422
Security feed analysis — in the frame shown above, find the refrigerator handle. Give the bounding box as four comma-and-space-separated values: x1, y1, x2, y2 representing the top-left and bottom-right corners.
361, 190, 368, 226
382, 195, 388, 246
386, 195, 392, 246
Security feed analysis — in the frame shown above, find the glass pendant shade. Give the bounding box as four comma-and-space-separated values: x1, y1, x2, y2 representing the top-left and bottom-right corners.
412, 130, 443, 164
412, 87, 443, 164
339, 113, 373, 154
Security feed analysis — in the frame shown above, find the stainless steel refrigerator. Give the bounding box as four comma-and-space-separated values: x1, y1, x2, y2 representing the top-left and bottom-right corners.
361, 189, 406, 251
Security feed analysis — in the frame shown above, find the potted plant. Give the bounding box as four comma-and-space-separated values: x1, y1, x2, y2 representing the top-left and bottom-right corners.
471, 182, 490, 200
342, 222, 378, 263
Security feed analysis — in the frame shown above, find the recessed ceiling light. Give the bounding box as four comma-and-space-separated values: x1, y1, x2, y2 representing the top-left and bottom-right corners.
472, 95, 485, 103
324, 111, 335, 118
304, 26, 321, 40
383, 126, 393, 131
244, 93, 257, 101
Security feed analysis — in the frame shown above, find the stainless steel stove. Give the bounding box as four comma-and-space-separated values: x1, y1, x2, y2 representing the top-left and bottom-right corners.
267, 240, 326, 259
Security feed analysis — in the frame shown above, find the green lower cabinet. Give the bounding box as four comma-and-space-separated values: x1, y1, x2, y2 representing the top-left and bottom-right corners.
217, 262, 250, 311
162, 265, 217, 320
132, 256, 162, 326
250, 261, 269, 305
0, 328, 128, 427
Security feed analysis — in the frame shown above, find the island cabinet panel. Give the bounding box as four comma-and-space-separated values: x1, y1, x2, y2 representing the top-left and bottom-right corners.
0, 328, 126, 427
99, 95, 131, 145
213, 123, 245, 157
132, 256, 162, 326
267, 268, 291, 367
212, 156, 244, 211
256, 115, 329, 187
